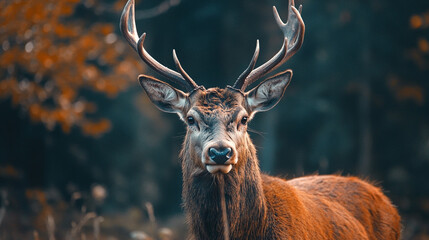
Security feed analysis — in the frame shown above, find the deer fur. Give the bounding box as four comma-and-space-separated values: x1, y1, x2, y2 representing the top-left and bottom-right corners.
178, 87, 401, 240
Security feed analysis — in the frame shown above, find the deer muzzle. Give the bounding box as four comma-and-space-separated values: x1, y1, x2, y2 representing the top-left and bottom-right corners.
202, 142, 237, 174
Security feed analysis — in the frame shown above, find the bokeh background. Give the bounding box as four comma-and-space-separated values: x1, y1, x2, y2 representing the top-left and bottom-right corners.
1, 0, 429, 239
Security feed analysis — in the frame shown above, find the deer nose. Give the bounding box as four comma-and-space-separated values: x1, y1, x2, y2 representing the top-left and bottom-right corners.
208, 147, 232, 164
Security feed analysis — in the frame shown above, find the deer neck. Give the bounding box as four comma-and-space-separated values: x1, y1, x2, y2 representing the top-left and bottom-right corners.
181, 134, 268, 239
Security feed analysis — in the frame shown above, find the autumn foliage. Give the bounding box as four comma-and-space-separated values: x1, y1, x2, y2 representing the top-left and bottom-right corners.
0, 0, 143, 136
409, 10, 429, 70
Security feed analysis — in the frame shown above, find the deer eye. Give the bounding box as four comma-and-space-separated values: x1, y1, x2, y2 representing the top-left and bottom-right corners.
187, 116, 196, 125
241, 116, 248, 125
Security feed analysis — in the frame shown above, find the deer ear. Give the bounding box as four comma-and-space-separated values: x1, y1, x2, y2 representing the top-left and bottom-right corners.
245, 70, 292, 113
139, 74, 188, 114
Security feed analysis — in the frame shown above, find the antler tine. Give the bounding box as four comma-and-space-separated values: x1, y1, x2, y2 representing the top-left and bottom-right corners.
275, 4, 305, 63
173, 50, 199, 90
120, 0, 198, 92
237, 0, 305, 91
233, 40, 260, 89
120, 0, 139, 49
241, 38, 288, 90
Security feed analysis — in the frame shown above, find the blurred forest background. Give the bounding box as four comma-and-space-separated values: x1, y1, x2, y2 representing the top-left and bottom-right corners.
1, 0, 429, 239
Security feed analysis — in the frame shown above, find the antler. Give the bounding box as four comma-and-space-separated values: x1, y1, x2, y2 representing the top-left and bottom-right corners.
233, 0, 305, 91
120, 0, 199, 92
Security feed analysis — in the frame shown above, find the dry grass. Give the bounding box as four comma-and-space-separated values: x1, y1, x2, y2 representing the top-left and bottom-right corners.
0, 187, 187, 240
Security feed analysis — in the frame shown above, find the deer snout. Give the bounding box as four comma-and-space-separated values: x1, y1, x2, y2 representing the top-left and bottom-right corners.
203, 143, 237, 174
208, 147, 232, 164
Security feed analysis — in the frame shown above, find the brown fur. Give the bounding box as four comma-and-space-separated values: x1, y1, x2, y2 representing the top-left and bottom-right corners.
178, 88, 401, 240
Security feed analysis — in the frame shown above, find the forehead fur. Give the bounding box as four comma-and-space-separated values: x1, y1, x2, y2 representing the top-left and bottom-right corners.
193, 88, 243, 112
187, 88, 246, 125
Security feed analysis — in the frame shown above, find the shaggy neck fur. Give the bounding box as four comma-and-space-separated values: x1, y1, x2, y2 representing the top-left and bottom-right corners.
181, 133, 268, 240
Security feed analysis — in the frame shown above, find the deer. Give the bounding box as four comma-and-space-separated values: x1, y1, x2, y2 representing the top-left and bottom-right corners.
120, 0, 401, 239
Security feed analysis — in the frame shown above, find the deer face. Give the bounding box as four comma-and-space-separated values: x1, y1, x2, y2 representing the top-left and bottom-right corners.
139, 71, 292, 174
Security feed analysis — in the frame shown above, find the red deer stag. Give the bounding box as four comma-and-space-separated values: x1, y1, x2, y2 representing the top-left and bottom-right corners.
120, 0, 401, 239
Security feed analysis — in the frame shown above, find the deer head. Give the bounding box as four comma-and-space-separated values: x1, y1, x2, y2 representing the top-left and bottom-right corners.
120, 0, 305, 175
